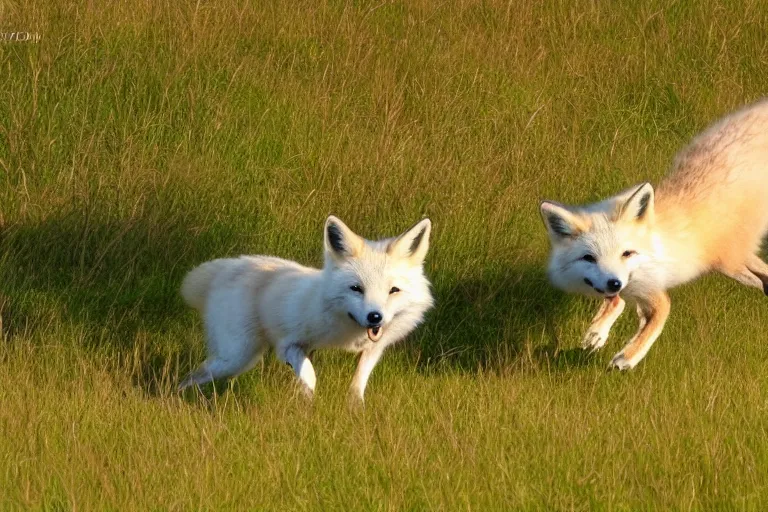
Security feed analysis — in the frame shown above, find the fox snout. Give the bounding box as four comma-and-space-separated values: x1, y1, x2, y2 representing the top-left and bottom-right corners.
584, 277, 623, 295
347, 310, 384, 327
347, 310, 385, 342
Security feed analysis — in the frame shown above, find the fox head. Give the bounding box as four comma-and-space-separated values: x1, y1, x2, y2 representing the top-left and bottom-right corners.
539, 183, 655, 298
322, 215, 434, 342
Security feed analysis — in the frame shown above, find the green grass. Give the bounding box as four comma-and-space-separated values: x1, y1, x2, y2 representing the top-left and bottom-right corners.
2, 0, 768, 508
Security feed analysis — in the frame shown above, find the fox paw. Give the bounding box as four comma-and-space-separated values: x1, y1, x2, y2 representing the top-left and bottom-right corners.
608, 351, 637, 371
347, 392, 365, 411
293, 383, 314, 401
581, 330, 607, 352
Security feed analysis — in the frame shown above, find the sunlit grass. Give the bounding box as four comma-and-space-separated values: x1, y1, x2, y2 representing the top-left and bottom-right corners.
2, 0, 768, 508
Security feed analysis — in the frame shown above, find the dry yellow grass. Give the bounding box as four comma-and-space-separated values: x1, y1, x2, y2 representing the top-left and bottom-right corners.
2, 0, 768, 508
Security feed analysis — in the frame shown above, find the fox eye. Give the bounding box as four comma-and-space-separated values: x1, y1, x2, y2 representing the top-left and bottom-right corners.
350, 285, 364, 294
622, 250, 637, 258
389, 287, 401, 294
581, 254, 596, 263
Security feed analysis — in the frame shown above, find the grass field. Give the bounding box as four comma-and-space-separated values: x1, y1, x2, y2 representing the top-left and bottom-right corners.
2, 0, 768, 509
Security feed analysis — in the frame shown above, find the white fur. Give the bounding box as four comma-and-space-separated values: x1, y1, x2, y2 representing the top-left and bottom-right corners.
179, 216, 434, 402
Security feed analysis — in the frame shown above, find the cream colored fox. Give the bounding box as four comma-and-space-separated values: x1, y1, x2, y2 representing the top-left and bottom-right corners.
540, 99, 768, 369
178, 216, 433, 402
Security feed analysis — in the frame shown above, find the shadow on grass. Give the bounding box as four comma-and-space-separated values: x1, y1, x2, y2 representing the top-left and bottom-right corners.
409, 264, 597, 373
0, 209, 599, 399
537, 347, 598, 371
0, 205, 248, 395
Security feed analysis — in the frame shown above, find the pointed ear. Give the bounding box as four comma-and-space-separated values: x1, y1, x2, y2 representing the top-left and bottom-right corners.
324, 216, 364, 261
618, 183, 654, 223
540, 201, 585, 240
387, 218, 432, 265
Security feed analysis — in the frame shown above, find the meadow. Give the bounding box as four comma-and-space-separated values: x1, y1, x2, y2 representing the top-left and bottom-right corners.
2, 0, 768, 509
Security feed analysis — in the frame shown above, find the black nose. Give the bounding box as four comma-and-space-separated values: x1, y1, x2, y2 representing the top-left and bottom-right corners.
367, 311, 382, 325
606, 279, 622, 292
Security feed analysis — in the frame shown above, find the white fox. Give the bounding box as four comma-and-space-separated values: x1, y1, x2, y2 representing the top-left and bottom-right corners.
540, 99, 768, 370
178, 216, 434, 402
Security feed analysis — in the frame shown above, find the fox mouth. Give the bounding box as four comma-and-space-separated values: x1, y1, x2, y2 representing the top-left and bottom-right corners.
348, 312, 384, 342
584, 278, 605, 294
367, 326, 383, 342
584, 278, 622, 297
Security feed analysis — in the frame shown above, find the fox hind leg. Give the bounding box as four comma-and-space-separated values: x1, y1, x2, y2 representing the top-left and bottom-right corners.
178, 358, 227, 391
178, 348, 265, 392
720, 262, 765, 293
720, 255, 768, 295
745, 255, 768, 295
179, 282, 266, 392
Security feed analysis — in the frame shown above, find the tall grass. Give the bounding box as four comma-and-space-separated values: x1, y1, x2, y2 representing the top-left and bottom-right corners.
2, 0, 768, 508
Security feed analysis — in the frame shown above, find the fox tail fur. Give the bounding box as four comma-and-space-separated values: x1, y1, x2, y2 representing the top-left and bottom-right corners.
180, 259, 230, 311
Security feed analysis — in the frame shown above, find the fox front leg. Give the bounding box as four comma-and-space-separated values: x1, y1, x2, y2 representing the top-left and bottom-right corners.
348, 344, 386, 405
609, 291, 670, 370
581, 295, 626, 352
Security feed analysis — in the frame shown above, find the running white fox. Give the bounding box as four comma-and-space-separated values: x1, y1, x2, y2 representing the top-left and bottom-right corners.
540, 99, 768, 369
178, 216, 433, 402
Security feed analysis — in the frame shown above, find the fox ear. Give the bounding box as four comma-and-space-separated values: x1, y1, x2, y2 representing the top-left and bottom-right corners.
388, 218, 432, 265
324, 216, 364, 260
619, 183, 654, 223
540, 201, 584, 240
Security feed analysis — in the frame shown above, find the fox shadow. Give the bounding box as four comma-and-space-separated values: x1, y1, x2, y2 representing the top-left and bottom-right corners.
407, 264, 598, 374
0, 206, 251, 394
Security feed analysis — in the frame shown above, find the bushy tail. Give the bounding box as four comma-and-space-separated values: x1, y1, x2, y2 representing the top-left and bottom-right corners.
180, 259, 231, 310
